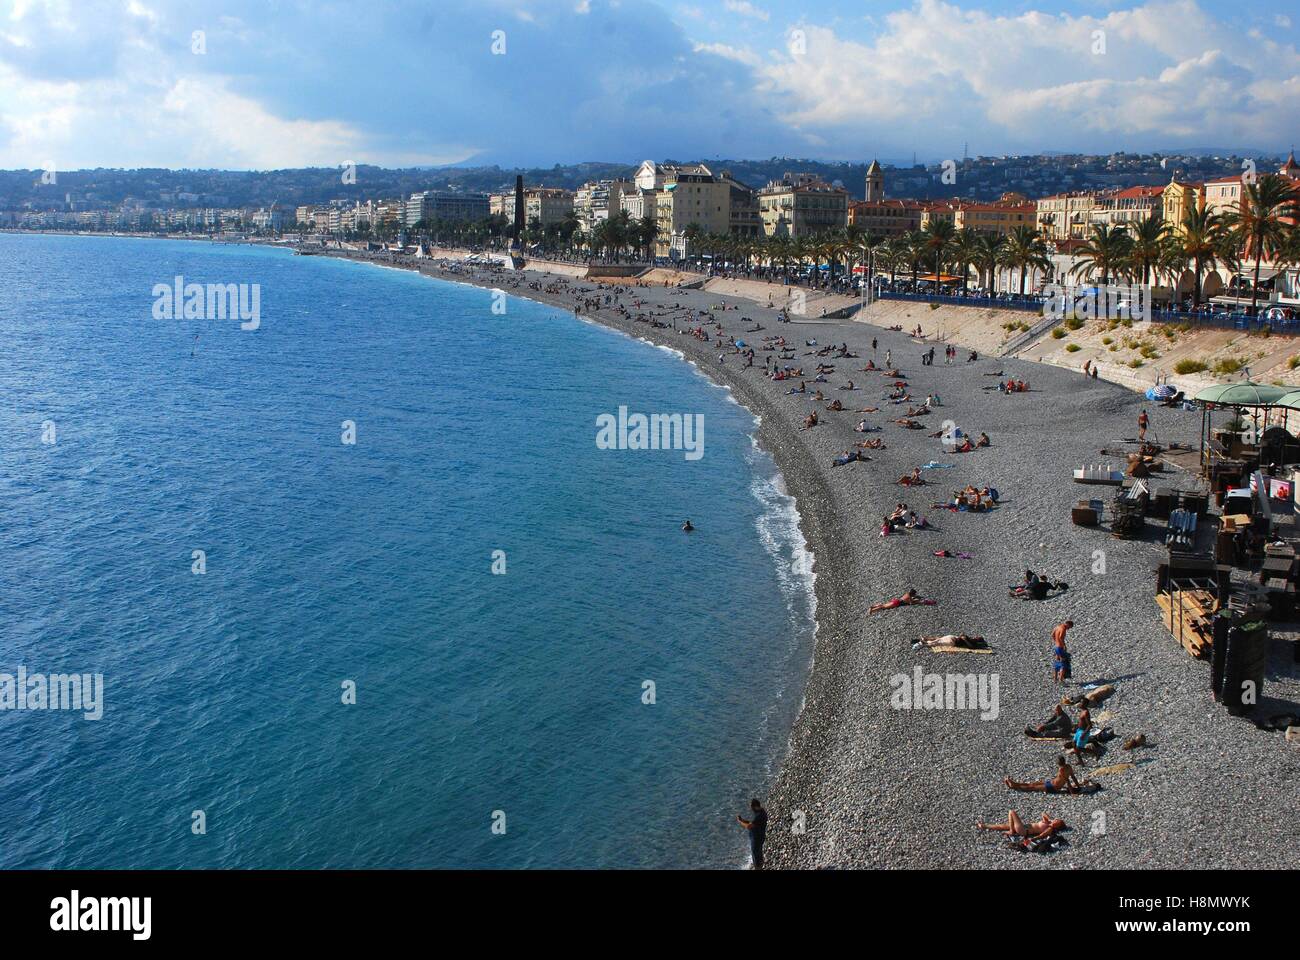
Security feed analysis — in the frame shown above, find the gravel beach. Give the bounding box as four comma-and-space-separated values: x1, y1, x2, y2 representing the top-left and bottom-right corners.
331, 250, 1300, 870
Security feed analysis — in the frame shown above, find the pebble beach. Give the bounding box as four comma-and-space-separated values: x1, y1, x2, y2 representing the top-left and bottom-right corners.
327, 249, 1300, 870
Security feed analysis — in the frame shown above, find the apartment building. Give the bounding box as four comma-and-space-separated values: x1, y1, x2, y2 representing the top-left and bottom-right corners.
757, 173, 849, 238
655, 167, 731, 258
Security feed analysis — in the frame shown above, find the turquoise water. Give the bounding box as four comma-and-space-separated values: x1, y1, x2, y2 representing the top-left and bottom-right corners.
0, 234, 814, 868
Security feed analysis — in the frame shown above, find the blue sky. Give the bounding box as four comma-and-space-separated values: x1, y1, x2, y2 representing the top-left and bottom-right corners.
0, 0, 1297, 169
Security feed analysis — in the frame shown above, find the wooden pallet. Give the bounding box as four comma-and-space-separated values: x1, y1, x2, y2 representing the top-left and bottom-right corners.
1155, 589, 1215, 659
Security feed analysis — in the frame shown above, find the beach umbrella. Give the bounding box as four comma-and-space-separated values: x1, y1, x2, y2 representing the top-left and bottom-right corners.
1151, 384, 1177, 399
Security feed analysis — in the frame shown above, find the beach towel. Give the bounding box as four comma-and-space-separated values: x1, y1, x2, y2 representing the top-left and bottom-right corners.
1089, 762, 1135, 778
919, 642, 994, 655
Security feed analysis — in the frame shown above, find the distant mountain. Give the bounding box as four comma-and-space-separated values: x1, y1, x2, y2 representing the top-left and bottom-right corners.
0, 152, 1263, 211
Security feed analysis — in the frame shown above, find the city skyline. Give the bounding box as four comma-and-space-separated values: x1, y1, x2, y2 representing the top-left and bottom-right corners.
2, 0, 1299, 170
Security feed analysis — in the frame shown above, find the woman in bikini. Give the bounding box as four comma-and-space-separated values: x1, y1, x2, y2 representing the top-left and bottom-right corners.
977, 811, 1064, 839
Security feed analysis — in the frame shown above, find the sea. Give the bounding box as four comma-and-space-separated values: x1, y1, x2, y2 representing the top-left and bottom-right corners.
0, 233, 815, 868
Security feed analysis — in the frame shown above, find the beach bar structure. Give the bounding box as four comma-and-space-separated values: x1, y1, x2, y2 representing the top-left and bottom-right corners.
1193, 382, 1291, 473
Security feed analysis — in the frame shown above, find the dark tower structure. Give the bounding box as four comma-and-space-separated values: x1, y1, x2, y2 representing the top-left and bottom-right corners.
512, 175, 525, 249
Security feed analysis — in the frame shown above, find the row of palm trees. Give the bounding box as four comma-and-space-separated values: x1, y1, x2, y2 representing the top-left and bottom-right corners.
1067, 174, 1300, 314
398, 174, 1300, 315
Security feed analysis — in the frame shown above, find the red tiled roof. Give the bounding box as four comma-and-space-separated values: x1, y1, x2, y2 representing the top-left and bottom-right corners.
1115, 185, 1163, 198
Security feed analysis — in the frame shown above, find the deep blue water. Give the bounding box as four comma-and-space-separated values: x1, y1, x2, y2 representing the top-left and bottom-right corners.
0, 234, 814, 868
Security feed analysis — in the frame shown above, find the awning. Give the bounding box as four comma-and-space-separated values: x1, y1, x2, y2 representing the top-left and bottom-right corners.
1193, 382, 1291, 407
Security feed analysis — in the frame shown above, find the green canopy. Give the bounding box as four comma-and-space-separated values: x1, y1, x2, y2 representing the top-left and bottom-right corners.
1277, 390, 1300, 410
1193, 382, 1291, 407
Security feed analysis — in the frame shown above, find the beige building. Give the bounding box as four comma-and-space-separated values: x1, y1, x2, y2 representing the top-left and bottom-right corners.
525, 187, 574, 226
849, 199, 924, 237
1090, 185, 1163, 230
1036, 192, 1098, 241
1161, 177, 1204, 236
654, 167, 731, 258
757, 173, 849, 238
922, 194, 1036, 236
487, 187, 572, 227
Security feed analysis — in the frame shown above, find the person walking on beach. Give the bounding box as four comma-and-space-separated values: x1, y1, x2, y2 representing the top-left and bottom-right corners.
872, 337, 878, 352
1138, 409, 1149, 440
737, 798, 768, 870
1052, 621, 1073, 684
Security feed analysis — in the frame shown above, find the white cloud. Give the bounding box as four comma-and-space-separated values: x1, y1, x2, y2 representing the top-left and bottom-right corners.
693, 40, 763, 67
752, 0, 1300, 153
724, 1, 769, 22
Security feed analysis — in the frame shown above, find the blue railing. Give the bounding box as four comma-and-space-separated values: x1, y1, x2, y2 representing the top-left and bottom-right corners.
873, 291, 1043, 312
873, 290, 1297, 333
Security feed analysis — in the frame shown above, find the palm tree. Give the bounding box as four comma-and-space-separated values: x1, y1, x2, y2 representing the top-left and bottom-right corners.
1178, 203, 1229, 308
1128, 217, 1168, 288
856, 231, 885, 298
903, 229, 926, 286
951, 227, 981, 296
1002, 225, 1052, 294
634, 216, 659, 262
971, 233, 1005, 295
1224, 174, 1300, 315
919, 218, 957, 292
876, 237, 902, 286
1069, 223, 1132, 287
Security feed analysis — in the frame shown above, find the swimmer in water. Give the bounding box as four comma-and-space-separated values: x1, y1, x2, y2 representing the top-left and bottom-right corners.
682, 520, 694, 532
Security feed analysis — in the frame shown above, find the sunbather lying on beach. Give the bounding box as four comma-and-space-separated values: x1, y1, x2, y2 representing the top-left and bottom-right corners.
832, 450, 869, 468
914, 633, 988, 650
854, 420, 881, 433
895, 418, 924, 429
1062, 684, 1115, 708
976, 811, 1065, 839
869, 589, 936, 613
933, 549, 972, 559
898, 468, 925, 486
856, 438, 885, 450
1005, 756, 1092, 793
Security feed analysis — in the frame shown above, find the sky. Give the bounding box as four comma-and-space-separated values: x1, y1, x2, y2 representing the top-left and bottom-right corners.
0, 0, 1297, 170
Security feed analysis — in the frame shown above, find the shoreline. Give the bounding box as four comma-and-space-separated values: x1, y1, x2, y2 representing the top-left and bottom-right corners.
302, 247, 1300, 870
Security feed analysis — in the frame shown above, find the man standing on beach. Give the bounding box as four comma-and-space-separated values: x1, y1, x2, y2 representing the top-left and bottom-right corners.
1138, 409, 1149, 440
1052, 621, 1073, 683
737, 798, 768, 870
